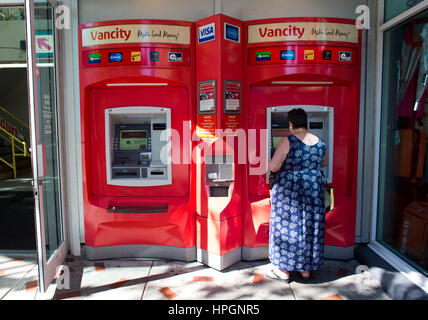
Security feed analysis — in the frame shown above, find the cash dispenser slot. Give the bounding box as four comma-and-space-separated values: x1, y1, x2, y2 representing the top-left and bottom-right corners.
206, 155, 234, 197
107, 205, 169, 214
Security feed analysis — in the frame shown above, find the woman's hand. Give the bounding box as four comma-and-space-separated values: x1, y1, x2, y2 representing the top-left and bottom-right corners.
268, 137, 290, 172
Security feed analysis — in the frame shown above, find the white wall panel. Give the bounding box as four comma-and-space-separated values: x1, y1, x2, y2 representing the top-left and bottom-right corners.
222, 0, 368, 21
78, 0, 214, 24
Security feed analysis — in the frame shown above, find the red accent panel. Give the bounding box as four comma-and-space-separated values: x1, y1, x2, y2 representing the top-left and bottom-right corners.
195, 14, 244, 256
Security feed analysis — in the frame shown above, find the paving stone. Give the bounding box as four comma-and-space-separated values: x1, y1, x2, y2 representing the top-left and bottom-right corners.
1, 263, 38, 300
54, 259, 153, 300
289, 260, 390, 300
0, 257, 37, 300
0, 255, 392, 300
142, 260, 294, 300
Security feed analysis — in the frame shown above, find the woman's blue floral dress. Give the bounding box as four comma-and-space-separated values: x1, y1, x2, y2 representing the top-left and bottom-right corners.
269, 134, 326, 271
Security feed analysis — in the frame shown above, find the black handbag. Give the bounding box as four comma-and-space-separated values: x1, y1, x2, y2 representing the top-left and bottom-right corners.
269, 172, 277, 189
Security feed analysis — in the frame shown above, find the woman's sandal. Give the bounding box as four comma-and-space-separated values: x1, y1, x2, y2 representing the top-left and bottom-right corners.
299, 271, 311, 281
267, 268, 291, 283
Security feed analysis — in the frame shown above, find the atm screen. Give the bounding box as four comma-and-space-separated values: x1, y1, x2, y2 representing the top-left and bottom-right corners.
272, 129, 290, 149
119, 130, 148, 150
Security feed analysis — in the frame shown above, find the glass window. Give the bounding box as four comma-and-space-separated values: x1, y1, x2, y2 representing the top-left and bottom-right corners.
0, 8, 24, 21
385, 0, 425, 22
34, 1, 64, 261
0, 8, 26, 63
377, 9, 428, 276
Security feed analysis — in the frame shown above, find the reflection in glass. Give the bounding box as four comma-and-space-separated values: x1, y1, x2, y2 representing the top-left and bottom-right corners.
34, 0, 63, 261
377, 10, 428, 276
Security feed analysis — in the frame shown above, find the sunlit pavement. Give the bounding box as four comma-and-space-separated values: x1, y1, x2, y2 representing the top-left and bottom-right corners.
0, 255, 390, 300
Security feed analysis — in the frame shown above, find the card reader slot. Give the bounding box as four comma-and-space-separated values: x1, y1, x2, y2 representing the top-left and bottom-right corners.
112, 168, 140, 179
150, 171, 165, 176
107, 205, 169, 214
115, 172, 138, 177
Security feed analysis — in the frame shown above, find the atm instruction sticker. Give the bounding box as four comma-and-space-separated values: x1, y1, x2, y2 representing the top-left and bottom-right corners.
304, 50, 315, 60
198, 80, 216, 114
339, 51, 352, 62
109, 52, 123, 62
256, 51, 271, 61
88, 53, 101, 64
131, 51, 141, 62
323, 50, 332, 60
168, 52, 183, 62
280, 50, 296, 60
224, 23, 240, 43
198, 22, 215, 43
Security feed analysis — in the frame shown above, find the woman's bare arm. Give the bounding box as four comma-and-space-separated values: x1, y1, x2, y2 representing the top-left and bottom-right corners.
268, 137, 290, 172
321, 151, 328, 168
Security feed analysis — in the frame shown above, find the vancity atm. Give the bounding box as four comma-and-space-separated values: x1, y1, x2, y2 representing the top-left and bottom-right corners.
78, 16, 362, 268
242, 18, 362, 261
79, 20, 196, 260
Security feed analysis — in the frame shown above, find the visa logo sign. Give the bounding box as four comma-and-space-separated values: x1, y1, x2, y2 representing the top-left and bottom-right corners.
198, 23, 215, 43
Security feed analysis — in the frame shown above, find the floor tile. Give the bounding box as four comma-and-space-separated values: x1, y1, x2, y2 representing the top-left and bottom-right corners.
0, 257, 37, 300
0, 255, 392, 301
54, 259, 153, 300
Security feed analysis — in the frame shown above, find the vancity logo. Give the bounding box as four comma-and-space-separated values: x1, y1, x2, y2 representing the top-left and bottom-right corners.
258, 24, 305, 39
90, 27, 131, 41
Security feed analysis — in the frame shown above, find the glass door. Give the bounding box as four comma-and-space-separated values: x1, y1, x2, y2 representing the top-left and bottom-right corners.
25, 0, 67, 292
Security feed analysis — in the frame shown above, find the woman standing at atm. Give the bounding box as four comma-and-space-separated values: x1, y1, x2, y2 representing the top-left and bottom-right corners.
267, 108, 328, 282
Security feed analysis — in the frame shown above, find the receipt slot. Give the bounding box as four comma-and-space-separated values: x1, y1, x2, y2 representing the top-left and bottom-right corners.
206, 155, 234, 197
267, 105, 334, 184
106, 107, 171, 186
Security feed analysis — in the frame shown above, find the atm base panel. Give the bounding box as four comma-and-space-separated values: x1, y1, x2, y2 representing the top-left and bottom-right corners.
242, 246, 269, 261
196, 247, 241, 271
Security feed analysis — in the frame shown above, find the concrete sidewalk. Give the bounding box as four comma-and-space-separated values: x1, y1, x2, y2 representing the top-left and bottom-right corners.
0, 255, 390, 300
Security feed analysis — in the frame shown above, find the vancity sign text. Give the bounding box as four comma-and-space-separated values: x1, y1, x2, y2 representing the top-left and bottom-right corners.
81, 21, 358, 47
81, 24, 191, 46
248, 21, 359, 44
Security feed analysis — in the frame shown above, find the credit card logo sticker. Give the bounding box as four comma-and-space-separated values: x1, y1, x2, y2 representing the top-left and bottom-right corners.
256, 51, 271, 61
131, 51, 141, 62
108, 52, 122, 62
88, 53, 101, 64
339, 51, 352, 62
168, 52, 183, 62
323, 50, 332, 60
198, 23, 215, 43
150, 51, 159, 61
225, 23, 240, 42
280, 50, 295, 60
304, 50, 314, 60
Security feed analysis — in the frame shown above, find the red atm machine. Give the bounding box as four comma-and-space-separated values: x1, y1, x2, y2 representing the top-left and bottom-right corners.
195, 14, 244, 270
241, 18, 362, 260
79, 20, 196, 260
